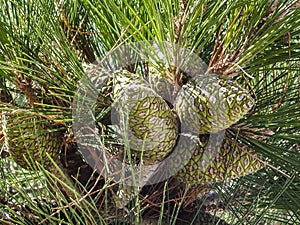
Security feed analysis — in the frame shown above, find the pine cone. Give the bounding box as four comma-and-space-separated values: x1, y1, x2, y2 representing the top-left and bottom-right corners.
175, 74, 254, 134
2, 110, 62, 170
112, 70, 179, 164
171, 134, 264, 185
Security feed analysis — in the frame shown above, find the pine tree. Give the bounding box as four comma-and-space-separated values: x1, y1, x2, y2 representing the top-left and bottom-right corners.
0, 0, 300, 224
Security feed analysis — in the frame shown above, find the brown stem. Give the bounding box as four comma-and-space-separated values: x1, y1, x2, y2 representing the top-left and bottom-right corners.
14, 72, 40, 108
173, 0, 189, 85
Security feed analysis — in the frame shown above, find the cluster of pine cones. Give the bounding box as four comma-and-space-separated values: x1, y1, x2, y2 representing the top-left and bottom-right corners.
91, 65, 264, 186
0, 64, 267, 223
1, 65, 264, 187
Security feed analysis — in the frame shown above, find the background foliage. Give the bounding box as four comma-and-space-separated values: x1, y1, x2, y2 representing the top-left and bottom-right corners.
0, 0, 299, 224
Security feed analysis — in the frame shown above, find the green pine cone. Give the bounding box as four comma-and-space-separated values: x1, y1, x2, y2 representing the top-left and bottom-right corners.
171, 134, 264, 185
174, 75, 254, 134
146, 66, 175, 101
2, 110, 62, 170
112, 70, 179, 164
